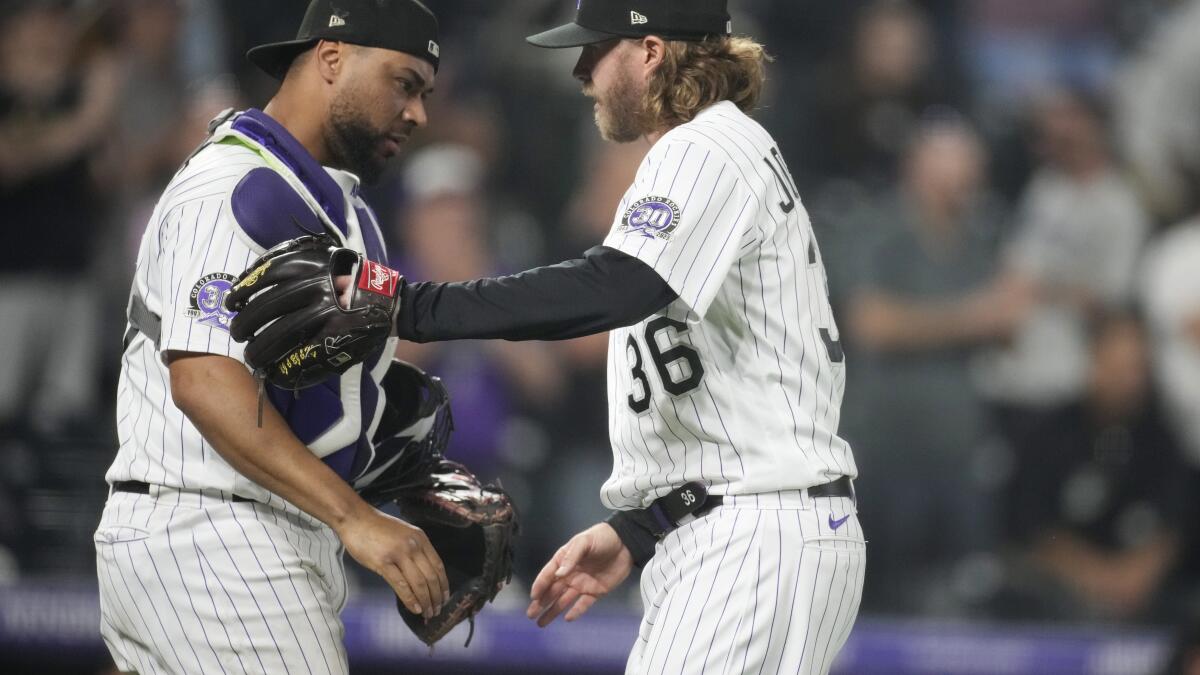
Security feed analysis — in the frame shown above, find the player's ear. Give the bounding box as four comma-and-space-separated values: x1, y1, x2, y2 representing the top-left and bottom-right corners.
640, 36, 666, 74
314, 40, 349, 84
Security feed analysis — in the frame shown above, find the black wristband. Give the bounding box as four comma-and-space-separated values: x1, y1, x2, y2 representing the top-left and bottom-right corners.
605, 511, 659, 568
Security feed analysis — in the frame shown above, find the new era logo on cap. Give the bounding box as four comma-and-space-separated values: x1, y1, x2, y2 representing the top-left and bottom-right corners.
527, 0, 731, 48
428, 40, 439, 57
328, 7, 348, 27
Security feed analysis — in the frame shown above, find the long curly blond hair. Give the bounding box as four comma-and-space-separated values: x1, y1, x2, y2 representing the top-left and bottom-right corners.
643, 36, 771, 128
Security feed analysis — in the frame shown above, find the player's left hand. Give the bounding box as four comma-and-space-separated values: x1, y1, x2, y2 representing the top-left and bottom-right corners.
526, 522, 633, 627
226, 235, 402, 390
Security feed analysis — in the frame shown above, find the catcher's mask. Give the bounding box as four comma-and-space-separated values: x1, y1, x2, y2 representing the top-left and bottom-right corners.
353, 359, 453, 501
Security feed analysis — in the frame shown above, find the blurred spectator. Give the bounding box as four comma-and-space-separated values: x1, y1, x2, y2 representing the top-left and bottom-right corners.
1001, 312, 1185, 622
0, 1, 119, 434
107, 0, 198, 193
1109, 0, 1188, 53
1142, 219, 1200, 468
803, 1, 963, 293
96, 0, 236, 210
840, 118, 1019, 615
978, 88, 1150, 448
1115, 0, 1200, 222
803, 1, 952, 190
1142, 217, 1200, 619
392, 144, 563, 481
966, 0, 1118, 111
86, 0, 237, 365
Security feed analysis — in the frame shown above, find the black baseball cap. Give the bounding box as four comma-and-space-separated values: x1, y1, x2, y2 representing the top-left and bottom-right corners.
247, 0, 440, 80
526, 0, 731, 48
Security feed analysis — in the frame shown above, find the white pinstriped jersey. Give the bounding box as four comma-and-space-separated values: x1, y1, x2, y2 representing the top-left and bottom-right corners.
96, 109, 404, 675
601, 101, 857, 509
105, 110, 395, 509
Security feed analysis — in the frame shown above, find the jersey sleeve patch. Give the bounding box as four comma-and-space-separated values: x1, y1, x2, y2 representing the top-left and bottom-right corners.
182, 273, 237, 332
231, 167, 325, 250
618, 196, 681, 241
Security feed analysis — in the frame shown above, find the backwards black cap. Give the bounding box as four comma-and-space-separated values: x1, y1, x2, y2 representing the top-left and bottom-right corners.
527, 0, 731, 48
248, 0, 440, 80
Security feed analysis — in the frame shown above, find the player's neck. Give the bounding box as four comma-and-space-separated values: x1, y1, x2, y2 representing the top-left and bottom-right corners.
644, 122, 675, 146
263, 95, 333, 167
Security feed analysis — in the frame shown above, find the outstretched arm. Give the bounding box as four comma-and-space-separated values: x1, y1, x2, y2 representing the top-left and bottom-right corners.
396, 245, 678, 342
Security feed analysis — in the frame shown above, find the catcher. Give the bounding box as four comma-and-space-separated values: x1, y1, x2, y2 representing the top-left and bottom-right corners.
96, 2, 514, 674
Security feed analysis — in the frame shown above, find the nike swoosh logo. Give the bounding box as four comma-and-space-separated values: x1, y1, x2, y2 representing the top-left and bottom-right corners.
828, 514, 851, 531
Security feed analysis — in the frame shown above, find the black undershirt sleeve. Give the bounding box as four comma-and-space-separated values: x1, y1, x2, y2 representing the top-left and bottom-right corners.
394, 245, 678, 343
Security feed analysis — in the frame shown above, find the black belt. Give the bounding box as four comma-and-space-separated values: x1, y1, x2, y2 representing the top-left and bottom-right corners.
112, 480, 254, 503
807, 475, 855, 500
608, 477, 858, 568
648, 476, 856, 533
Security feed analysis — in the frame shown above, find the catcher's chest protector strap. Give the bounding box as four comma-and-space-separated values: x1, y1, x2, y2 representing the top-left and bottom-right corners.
177, 108, 238, 173
124, 292, 162, 351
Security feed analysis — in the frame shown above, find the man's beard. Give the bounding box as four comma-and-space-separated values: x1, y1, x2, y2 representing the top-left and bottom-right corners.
593, 69, 650, 143
325, 95, 388, 185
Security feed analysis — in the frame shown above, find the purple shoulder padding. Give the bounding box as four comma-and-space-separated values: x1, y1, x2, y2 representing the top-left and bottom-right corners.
231, 168, 326, 249
232, 109, 348, 234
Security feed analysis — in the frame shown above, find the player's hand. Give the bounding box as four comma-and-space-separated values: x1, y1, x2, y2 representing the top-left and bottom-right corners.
526, 522, 634, 627
337, 507, 450, 618
333, 273, 354, 309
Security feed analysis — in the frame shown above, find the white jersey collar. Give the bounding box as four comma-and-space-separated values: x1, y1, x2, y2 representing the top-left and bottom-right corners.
325, 167, 363, 197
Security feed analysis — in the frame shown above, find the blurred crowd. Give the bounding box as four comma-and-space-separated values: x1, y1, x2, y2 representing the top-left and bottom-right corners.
1, 0, 1199, 632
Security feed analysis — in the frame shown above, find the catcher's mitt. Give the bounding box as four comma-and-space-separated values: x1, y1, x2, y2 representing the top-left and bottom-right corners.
391, 459, 517, 647
356, 360, 517, 647
225, 234, 402, 390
